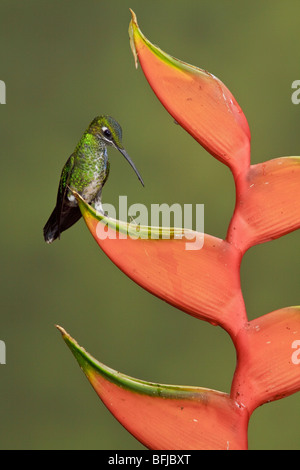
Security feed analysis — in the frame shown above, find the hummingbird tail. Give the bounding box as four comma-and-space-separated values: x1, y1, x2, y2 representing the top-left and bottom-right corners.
43, 207, 60, 244
43, 205, 82, 244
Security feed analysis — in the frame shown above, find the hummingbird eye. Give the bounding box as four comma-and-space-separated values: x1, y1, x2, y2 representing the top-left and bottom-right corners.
102, 127, 113, 139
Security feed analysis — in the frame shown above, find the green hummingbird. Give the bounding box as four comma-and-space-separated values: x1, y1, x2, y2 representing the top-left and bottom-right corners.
43, 115, 144, 244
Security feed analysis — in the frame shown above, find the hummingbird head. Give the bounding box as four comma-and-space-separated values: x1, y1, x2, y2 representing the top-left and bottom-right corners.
89, 115, 144, 187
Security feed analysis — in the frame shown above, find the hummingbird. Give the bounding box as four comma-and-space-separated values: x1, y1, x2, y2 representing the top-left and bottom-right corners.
43, 115, 144, 244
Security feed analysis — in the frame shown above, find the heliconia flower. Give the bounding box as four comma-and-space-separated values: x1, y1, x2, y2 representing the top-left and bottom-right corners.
57, 325, 249, 450
57, 10, 300, 450
129, 9, 251, 179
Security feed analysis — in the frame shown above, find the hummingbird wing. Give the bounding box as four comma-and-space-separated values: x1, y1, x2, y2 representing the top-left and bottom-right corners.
57, 154, 75, 235
44, 153, 88, 243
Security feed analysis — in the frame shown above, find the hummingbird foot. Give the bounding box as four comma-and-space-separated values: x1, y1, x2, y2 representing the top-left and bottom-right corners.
94, 200, 105, 215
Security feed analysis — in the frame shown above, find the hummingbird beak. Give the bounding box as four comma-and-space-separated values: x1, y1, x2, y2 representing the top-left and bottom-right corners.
115, 145, 144, 187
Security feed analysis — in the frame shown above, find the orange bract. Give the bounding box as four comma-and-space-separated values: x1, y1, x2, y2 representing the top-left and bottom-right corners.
227, 157, 300, 253
78, 196, 246, 340
129, 10, 251, 179
58, 325, 249, 450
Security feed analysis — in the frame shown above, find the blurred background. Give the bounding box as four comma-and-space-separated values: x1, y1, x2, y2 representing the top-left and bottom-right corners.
0, 0, 300, 450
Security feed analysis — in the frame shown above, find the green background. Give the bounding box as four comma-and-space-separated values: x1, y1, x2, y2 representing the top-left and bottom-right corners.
1, 0, 300, 450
